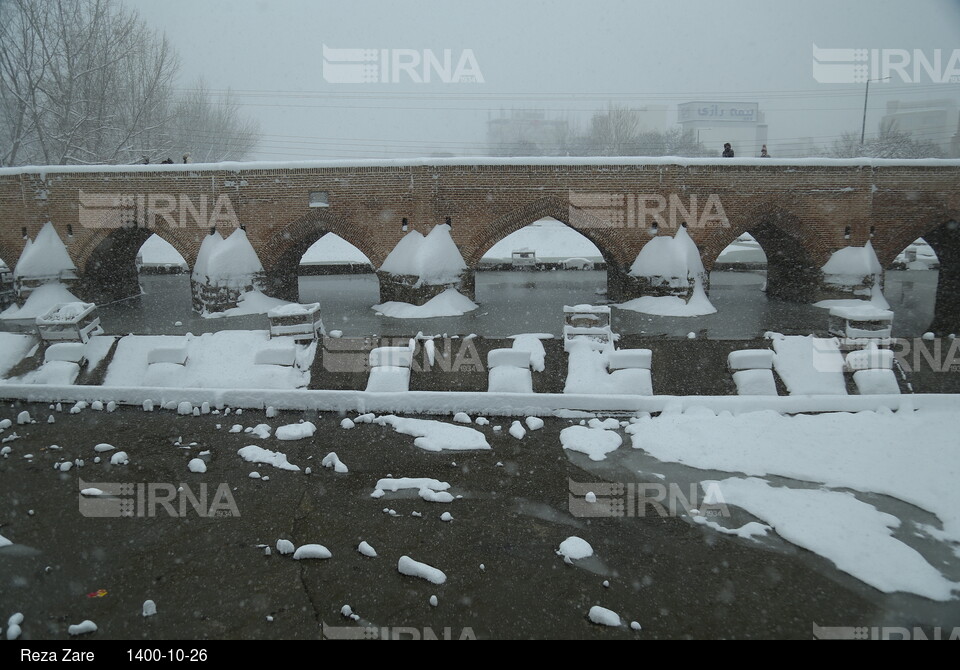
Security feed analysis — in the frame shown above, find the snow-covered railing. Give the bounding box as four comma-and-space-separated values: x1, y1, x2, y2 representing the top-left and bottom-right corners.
4, 156, 960, 178
0, 383, 951, 417
35, 302, 103, 344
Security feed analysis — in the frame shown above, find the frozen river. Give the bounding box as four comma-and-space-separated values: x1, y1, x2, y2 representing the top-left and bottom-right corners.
92, 269, 940, 339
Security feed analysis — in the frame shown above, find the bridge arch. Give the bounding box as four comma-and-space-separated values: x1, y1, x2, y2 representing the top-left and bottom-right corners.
75, 224, 196, 303
466, 197, 623, 269
259, 211, 378, 302
878, 216, 960, 336
703, 205, 822, 302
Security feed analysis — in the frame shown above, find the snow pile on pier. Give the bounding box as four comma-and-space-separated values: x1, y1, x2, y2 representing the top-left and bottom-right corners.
620, 227, 716, 316
14, 222, 76, 280
380, 224, 466, 285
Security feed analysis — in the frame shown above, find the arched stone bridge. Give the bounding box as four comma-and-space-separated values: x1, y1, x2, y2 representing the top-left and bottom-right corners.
1, 158, 958, 331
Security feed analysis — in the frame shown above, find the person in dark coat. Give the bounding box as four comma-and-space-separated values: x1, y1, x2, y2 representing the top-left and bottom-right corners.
760, 144, 770, 158
722, 143, 735, 158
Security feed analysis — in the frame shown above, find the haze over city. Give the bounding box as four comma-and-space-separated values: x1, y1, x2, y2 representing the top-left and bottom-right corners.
125, 0, 960, 160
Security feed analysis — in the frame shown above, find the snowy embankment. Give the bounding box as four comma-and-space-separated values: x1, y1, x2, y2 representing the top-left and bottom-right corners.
618, 227, 716, 317
628, 407, 960, 600
101, 331, 315, 390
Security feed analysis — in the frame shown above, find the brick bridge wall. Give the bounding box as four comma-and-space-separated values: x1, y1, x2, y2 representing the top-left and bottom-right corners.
1, 158, 958, 325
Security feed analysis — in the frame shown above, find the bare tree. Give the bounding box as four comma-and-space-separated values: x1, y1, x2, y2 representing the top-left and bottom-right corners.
0, 0, 261, 166
166, 79, 260, 163
589, 104, 641, 155
830, 123, 945, 159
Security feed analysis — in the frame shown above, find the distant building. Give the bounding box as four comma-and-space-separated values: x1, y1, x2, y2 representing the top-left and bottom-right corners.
880, 98, 959, 156
678, 101, 768, 157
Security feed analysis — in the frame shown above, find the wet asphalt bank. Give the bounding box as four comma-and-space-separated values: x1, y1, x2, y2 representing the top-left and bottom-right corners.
0, 402, 931, 641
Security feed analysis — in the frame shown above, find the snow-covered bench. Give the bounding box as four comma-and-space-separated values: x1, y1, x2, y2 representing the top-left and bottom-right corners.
853, 369, 900, 395
727, 349, 774, 371
843, 342, 899, 395
366, 344, 415, 392
254, 344, 297, 367
732, 369, 779, 396
844, 345, 894, 372
487, 348, 533, 394
604, 348, 653, 396
147, 346, 189, 366
45, 342, 86, 365
727, 348, 778, 395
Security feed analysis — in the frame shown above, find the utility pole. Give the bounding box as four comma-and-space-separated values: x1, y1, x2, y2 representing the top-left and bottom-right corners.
861, 77, 891, 147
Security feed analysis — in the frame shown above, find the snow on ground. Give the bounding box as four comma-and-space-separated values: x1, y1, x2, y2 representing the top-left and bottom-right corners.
588, 606, 622, 627
237, 445, 300, 471
0, 333, 37, 378
769, 334, 847, 396
276, 421, 317, 440
0, 283, 81, 322
299, 233, 372, 266
375, 415, 490, 451
102, 331, 315, 389
373, 477, 450, 495
710, 477, 957, 601
398, 556, 447, 584
626, 407, 960, 589
560, 425, 622, 461
321, 452, 348, 473
373, 288, 478, 319
557, 536, 594, 562
137, 234, 187, 269
293, 544, 332, 560
481, 218, 602, 263
205, 291, 293, 319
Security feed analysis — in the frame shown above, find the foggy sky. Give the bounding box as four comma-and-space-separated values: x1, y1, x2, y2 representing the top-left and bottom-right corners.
125, 0, 960, 160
